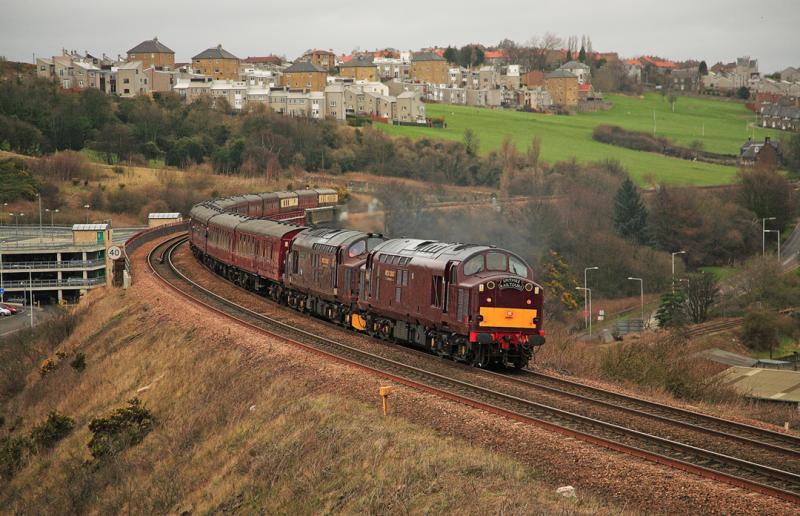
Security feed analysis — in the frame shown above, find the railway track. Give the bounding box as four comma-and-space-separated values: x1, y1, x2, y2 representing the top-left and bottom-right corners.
148, 235, 800, 504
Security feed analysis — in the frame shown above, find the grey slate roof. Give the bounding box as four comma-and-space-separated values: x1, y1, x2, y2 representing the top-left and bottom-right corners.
412, 51, 445, 62
284, 61, 326, 73
340, 56, 375, 68
560, 60, 590, 70
192, 45, 239, 60
128, 37, 174, 54
545, 70, 577, 79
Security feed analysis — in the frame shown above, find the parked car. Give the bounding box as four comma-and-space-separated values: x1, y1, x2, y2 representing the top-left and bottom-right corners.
1, 304, 18, 314
0, 307, 11, 316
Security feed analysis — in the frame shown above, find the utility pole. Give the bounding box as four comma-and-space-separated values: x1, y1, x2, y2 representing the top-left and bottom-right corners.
766, 229, 781, 262
583, 266, 598, 330
576, 287, 593, 336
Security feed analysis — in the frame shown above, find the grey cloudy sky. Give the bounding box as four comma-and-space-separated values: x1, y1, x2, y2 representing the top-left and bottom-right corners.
1, 0, 798, 72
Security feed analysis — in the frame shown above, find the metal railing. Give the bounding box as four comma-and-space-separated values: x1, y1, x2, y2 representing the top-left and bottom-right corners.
1, 277, 106, 289
0, 259, 106, 270
0, 240, 105, 251
123, 221, 189, 282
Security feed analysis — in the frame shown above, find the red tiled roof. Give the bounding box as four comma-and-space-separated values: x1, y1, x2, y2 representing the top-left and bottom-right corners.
484, 50, 508, 60
641, 56, 676, 69
309, 49, 335, 55
578, 83, 592, 92
339, 55, 353, 63
433, 48, 445, 57
625, 58, 641, 66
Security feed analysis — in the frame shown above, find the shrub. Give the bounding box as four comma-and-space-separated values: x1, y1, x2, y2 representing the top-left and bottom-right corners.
741, 309, 779, 352
0, 435, 34, 480
40, 358, 58, 377
87, 398, 154, 459
70, 352, 86, 372
592, 124, 669, 153
30, 412, 75, 449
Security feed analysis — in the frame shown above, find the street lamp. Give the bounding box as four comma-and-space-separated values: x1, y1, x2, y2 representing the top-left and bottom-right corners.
762, 217, 776, 256
765, 229, 781, 262
36, 192, 42, 239
583, 266, 599, 330
2, 203, 7, 225
576, 286, 593, 336
84, 204, 91, 224
671, 251, 686, 292
628, 277, 644, 328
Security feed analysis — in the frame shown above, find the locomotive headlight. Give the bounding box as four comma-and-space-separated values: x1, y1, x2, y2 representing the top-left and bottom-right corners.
479, 284, 484, 292
486, 281, 496, 290
526, 299, 532, 305
524, 283, 533, 292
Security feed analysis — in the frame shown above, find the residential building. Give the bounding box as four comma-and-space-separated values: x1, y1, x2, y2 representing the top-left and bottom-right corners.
210, 80, 248, 110
411, 51, 448, 85
780, 66, 800, 83
740, 136, 779, 164
324, 84, 346, 120
127, 37, 175, 70
702, 71, 735, 93
759, 104, 800, 132
339, 56, 378, 81
500, 64, 521, 90
281, 61, 327, 92
484, 50, 509, 66
544, 70, 579, 107
145, 67, 177, 93
558, 61, 591, 84
518, 87, 553, 111
173, 77, 213, 103
374, 56, 409, 80
521, 70, 545, 88
396, 91, 426, 123
300, 49, 336, 71
117, 61, 149, 97
240, 67, 278, 88
623, 58, 642, 83
72, 61, 102, 90
192, 45, 241, 80
670, 67, 700, 92
244, 55, 283, 67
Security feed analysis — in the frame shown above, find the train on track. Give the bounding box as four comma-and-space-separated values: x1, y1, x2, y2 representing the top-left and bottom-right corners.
188, 188, 545, 368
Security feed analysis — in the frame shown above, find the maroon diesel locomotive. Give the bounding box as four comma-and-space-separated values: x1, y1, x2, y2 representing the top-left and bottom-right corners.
188, 190, 545, 368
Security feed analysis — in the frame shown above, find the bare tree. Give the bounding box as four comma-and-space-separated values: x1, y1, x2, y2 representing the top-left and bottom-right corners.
684, 272, 719, 324
527, 32, 562, 70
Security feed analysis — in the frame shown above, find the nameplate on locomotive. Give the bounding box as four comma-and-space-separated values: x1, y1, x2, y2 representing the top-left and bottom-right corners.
499, 278, 524, 290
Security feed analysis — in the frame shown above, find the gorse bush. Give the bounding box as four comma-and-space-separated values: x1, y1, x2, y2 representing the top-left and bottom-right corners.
87, 398, 154, 459
30, 412, 75, 450
70, 352, 86, 372
0, 435, 33, 480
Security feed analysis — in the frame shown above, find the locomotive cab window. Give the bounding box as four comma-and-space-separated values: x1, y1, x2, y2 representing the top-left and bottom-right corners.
509, 256, 528, 277
348, 239, 366, 258
486, 252, 507, 271
464, 255, 484, 275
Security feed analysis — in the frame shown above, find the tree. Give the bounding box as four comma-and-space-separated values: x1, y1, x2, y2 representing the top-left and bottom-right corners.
698, 60, 708, 76
781, 133, 800, 176
443, 46, 458, 64
683, 272, 718, 323
565, 49, 572, 62
578, 45, 586, 63
736, 86, 750, 100
90, 123, 135, 164
737, 166, 797, 232
541, 250, 579, 318
462, 128, 479, 156
458, 45, 485, 68
613, 177, 648, 243
655, 290, 688, 328
741, 309, 779, 354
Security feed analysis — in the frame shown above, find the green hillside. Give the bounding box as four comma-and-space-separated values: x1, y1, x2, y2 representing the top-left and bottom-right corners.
380, 93, 780, 186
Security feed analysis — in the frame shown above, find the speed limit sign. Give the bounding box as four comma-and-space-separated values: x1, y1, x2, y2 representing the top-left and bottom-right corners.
107, 245, 123, 260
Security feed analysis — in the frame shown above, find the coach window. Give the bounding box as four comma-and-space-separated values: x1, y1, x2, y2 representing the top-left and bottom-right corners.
349, 239, 366, 257
509, 255, 528, 277
464, 255, 484, 276
486, 252, 507, 271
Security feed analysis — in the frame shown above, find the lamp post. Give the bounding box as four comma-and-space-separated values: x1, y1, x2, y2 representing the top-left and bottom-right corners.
36, 192, 42, 240
583, 266, 598, 330
576, 286, 593, 336
762, 217, 776, 256
628, 277, 644, 328
671, 251, 686, 291
84, 204, 91, 224
29, 269, 34, 328
765, 229, 781, 262
2, 203, 7, 225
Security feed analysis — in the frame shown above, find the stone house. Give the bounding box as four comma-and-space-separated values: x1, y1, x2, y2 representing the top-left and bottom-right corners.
760, 104, 800, 132
396, 91, 426, 123
670, 67, 700, 92
521, 70, 545, 88
72, 61, 102, 90
192, 45, 241, 80
780, 67, 800, 83
558, 61, 591, 84
117, 61, 149, 97
411, 51, 448, 85
324, 84, 346, 120
281, 61, 327, 92
127, 37, 175, 70
339, 56, 377, 81
145, 67, 177, 93
300, 49, 336, 71
544, 70, 579, 107
518, 87, 553, 110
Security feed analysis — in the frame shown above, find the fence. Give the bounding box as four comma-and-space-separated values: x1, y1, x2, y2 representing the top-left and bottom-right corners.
0, 259, 105, 270
2, 277, 106, 289
613, 318, 645, 337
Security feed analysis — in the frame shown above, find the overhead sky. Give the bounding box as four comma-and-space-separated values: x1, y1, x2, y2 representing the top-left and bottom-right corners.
1, 0, 798, 72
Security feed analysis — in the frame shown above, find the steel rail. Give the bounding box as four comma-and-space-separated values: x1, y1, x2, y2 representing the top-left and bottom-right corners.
146, 235, 800, 504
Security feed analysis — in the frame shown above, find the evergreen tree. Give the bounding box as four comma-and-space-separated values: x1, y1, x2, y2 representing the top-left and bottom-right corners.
578, 45, 586, 63
541, 250, 580, 318
698, 60, 708, 76
565, 49, 572, 62
613, 178, 648, 243
655, 290, 687, 328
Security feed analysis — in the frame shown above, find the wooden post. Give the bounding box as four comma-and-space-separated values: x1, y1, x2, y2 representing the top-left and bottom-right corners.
379, 386, 393, 416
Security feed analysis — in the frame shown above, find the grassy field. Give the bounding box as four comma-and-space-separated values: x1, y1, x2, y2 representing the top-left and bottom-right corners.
381, 93, 781, 186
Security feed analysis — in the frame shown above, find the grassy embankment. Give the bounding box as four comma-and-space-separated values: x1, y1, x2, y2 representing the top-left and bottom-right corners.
0, 289, 607, 513
381, 93, 781, 186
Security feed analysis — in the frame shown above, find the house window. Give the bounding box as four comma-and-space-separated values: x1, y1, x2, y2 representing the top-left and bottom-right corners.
123, 78, 130, 84
124, 88, 130, 94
